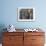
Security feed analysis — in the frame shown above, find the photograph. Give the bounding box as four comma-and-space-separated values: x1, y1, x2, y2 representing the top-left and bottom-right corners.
0, 0, 46, 46
18, 7, 35, 21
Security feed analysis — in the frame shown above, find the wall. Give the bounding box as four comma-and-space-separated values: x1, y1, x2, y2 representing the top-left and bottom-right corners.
0, 0, 46, 30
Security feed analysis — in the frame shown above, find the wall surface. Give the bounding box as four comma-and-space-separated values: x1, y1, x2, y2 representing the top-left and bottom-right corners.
0, 0, 46, 31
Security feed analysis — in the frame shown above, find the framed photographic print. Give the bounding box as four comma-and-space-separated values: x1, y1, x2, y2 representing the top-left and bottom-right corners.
17, 7, 35, 21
